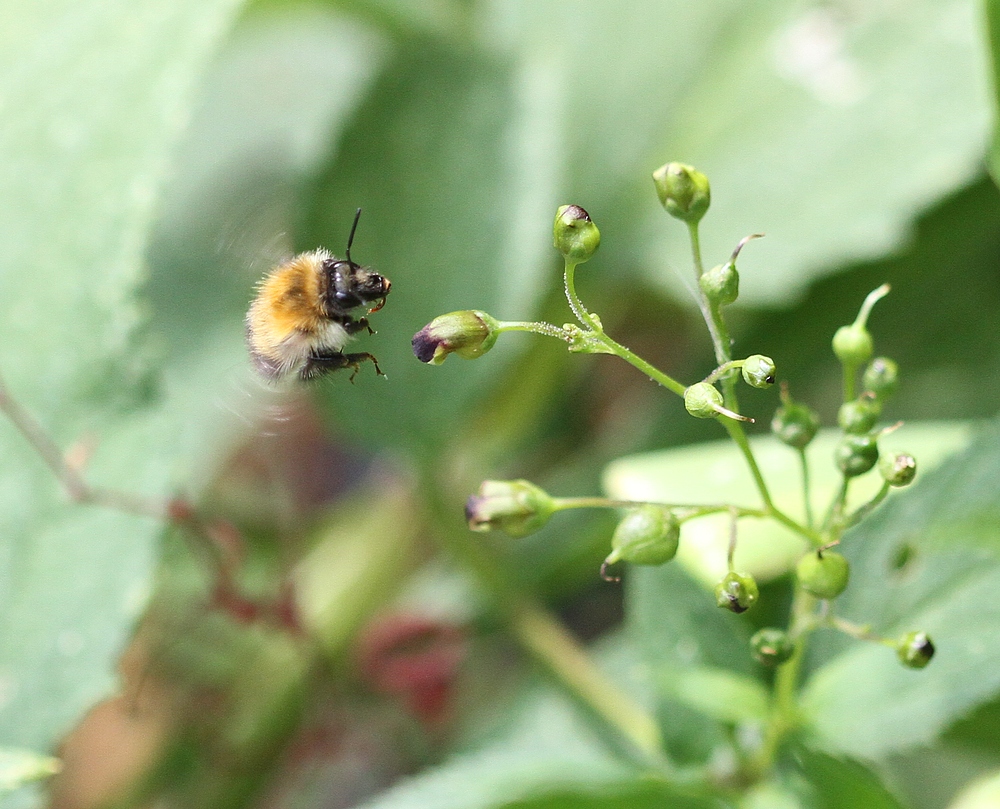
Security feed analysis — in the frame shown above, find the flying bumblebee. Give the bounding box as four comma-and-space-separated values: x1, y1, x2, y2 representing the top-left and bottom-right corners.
245, 209, 391, 382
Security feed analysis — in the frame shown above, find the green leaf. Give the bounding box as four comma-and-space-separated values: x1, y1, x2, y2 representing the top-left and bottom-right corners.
801, 420, 1000, 759
0, 0, 243, 751
984, 0, 1000, 185
604, 422, 972, 586
777, 747, 907, 809
660, 666, 770, 724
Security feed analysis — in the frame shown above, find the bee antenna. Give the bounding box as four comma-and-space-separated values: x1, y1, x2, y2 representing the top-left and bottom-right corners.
345, 208, 362, 264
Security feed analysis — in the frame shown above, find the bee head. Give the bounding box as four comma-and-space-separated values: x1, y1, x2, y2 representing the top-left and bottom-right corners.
321, 208, 391, 315
324, 258, 391, 312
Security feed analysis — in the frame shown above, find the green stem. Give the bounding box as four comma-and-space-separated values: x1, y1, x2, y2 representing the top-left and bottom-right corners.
798, 448, 814, 529
845, 481, 890, 528
757, 588, 815, 772
497, 320, 570, 340
420, 470, 667, 770
563, 260, 687, 397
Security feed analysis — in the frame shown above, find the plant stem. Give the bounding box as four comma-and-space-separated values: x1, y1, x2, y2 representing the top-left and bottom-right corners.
421, 469, 668, 771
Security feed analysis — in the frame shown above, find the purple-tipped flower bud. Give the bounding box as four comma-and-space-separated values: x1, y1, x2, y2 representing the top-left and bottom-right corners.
553, 205, 600, 263
652, 162, 711, 224
412, 310, 500, 365
465, 479, 556, 538
742, 355, 776, 389
897, 630, 935, 669
715, 571, 759, 613
880, 452, 916, 487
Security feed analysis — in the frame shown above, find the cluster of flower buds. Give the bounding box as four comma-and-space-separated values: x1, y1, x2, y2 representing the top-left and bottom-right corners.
418, 159, 936, 672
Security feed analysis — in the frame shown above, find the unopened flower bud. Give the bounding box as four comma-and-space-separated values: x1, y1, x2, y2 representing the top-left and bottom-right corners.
413, 310, 500, 365
465, 480, 556, 538
772, 399, 820, 450
863, 357, 900, 401
652, 162, 710, 224
553, 205, 600, 263
742, 355, 776, 389
897, 630, 935, 669
751, 628, 795, 665
715, 571, 759, 613
605, 505, 680, 567
880, 452, 916, 487
700, 262, 739, 306
685, 382, 723, 419
835, 434, 879, 477
796, 549, 849, 599
837, 397, 880, 435
832, 324, 874, 368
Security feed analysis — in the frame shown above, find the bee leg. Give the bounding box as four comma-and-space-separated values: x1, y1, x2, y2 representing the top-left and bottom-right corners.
343, 316, 374, 336
301, 351, 384, 382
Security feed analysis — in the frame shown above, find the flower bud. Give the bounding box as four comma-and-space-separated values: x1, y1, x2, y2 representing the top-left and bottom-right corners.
465, 480, 556, 538
772, 400, 820, 449
714, 571, 759, 613
652, 162, 710, 224
606, 505, 680, 567
835, 434, 879, 478
684, 382, 723, 419
896, 630, 935, 669
699, 262, 739, 306
412, 310, 500, 365
742, 355, 776, 389
751, 628, 795, 665
880, 452, 916, 487
837, 397, 880, 435
553, 204, 600, 263
832, 324, 873, 368
796, 549, 849, 599
863, 357, 900, 401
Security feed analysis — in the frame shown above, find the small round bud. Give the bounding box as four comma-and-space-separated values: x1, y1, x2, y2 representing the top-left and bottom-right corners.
607, 505, 680, 567
863, 357, 900, 401
880, 452, 917, 487
772, 401, 820, 449
835, 434, 879, 478
413, 310, 500, 365
553, 205, 600, 263
751, 628, 795, 665
714, 571, 759, 613
652, 162, 711, 224
699, 262, 739, 306
684, 382, 723, 419
465, 480, 556, 538
741, 355, 776, 389
796, 549, 849, 599
896, 630, 935, 669
832, 324, 874, 368
837, 397, 880, 435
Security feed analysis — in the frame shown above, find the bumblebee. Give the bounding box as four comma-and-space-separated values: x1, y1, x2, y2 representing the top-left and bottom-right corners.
245, 210, 391, 382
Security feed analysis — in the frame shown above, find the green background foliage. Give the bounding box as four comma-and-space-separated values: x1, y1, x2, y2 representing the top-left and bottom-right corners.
2, 0, 1000, 806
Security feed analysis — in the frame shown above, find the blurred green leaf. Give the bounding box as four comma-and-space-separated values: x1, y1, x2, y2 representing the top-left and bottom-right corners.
777, 747, 907, 809
801, 420, 1000, 759
984, 0, 1000, 184
0, 0, 243, 751
605, 423, 972, 586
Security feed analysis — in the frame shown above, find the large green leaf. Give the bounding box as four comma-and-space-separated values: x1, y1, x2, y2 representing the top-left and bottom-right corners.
801, 421, 1000, 759
475, 0, 990, 305
0, 0, 243, 755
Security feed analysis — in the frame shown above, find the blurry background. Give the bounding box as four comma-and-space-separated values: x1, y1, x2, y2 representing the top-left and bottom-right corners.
1, 0, 1000, 807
